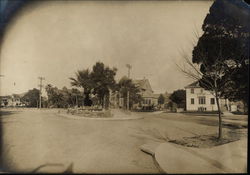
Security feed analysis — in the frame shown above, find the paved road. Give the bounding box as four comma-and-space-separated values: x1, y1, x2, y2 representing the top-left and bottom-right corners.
0, 109, 247, 173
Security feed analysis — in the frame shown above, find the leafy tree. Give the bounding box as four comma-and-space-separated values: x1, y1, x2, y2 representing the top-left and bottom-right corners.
180, 0, 249, 139
118, 76, 142, 109
21, 88, 40, 107
158, 94, 165, 105
90, 62, 117, 108
169, 89, 186, 109
45, 84, 84, 108
193, 0, 249, 106
42, 96, 48, 108
45, 84, 65, 108
69, 62, 117, 108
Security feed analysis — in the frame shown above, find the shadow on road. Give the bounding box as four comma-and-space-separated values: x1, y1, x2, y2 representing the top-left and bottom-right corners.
157, 114, 247, 130
31, 163, 65, 173
0, 110, 20, 117
130, 127, 170, 142
31, 162, 75, 173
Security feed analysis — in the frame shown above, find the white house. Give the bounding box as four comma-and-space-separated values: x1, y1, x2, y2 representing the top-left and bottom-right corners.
185, 81, 229, 112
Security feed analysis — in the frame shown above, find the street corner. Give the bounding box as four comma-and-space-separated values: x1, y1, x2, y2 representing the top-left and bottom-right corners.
154, 142, 225, 174
154, 139, 248, 174
140, 141, 162, 156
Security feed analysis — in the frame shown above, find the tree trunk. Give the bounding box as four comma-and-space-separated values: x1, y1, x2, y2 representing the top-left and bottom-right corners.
215, 92, 222, 140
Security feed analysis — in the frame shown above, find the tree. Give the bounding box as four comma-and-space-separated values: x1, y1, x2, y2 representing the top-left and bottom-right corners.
118, 76, 142, 109
178, 0, 249, 139
193, 0, 249, 108
21, 88, 40, 107
69, 69, 93, 106
158, 94, 165, 105
70, 88, 83, 107
69, 62, 117, 108
169, 90, 186, 109
45, 84, 84, 108
45, 84, 65, 108
90, 62, 117, 108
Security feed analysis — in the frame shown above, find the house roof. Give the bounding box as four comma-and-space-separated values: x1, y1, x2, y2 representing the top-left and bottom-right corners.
133, 79, 153, 92
142, 94, 160, 99
0, 96, 11, 99
185, 81, 200, 88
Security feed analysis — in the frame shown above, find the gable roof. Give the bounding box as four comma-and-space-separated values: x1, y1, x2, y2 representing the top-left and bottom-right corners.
185, 81, 201, 88
152, 94, 160, 99
133, 79, 153, 92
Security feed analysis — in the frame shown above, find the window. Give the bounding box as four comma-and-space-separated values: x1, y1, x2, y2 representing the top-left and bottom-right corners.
191, 88, 194, 94
148, 99, 151, 105
191, 98, 194, 104
210, 98, 215, 105
198, 96, 206, 104
200, 89, 203, 93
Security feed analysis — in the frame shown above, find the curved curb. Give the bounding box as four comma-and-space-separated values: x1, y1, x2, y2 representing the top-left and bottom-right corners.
140, 142, 165, 173
154, 142, 227, 174
58, 113, 144, 121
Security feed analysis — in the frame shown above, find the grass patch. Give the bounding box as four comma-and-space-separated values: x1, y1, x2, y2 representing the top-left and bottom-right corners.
168, 129, 247, 148
66, 108, 113, 118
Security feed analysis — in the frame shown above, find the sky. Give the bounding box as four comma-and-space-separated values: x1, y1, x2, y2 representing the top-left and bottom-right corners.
0, 0, 213, 96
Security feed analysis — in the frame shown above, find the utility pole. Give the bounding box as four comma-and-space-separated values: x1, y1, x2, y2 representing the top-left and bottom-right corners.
38, 77, 45, 109
126, 64, 132, 110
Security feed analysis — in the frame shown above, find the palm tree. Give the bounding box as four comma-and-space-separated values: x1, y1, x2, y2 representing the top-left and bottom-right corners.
69, 69, 93, 106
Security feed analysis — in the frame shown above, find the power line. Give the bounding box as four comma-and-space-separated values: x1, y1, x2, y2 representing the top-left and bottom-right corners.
38, 77, 45, 109
126, 64, 132, 110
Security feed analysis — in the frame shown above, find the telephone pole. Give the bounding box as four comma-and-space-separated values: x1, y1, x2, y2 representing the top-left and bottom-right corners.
126, 64, 132, 110
38, 77, 45, 109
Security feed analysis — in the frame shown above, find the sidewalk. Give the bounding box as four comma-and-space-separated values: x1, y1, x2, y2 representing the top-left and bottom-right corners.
153, 138, 247, 173
141, 138, 247, 173
222, 118, 247, 128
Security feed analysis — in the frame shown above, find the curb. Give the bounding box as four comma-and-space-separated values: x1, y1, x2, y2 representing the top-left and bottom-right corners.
140, 142, 166, 174
58, 113, 144, 121
154, 142, 225, 174
153, 139, 247, 174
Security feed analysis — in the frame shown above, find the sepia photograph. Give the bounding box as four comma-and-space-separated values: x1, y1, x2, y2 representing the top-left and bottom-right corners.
0, 0, 249, 173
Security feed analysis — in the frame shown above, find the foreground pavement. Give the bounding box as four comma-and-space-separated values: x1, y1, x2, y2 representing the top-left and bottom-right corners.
0, 108, 247, 173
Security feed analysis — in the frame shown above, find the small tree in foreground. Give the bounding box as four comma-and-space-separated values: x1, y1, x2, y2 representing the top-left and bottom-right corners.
178, 53, 228, 139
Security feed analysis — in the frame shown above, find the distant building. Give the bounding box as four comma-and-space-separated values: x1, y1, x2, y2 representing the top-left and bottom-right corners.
0, 94, 25, 107
109, 78, 160, 109
133, 79, 160, 108
185, 81, 229, 112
